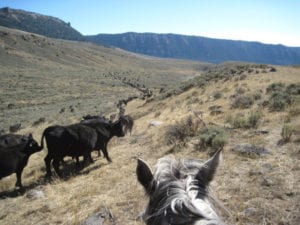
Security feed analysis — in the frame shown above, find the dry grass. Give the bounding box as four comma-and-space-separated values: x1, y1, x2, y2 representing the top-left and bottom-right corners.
0, 26, 300, 225
0, 67, 300, 225
0, 26, 208, 131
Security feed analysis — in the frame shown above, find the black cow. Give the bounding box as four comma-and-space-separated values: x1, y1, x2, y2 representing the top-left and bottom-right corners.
82, 114, 110, 122
80, 117, 125, 162
120, 115, 134, 136
41, 124, 97, 178
0, 133, 24, 147
80, 115, 112, 157
0, 133, 42, 188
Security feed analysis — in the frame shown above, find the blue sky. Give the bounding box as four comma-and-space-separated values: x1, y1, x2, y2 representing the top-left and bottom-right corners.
1, 0, 299, 46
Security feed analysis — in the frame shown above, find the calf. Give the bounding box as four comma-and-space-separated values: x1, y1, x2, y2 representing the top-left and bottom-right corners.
41, 124, 97, 178
0, 133, 42, 188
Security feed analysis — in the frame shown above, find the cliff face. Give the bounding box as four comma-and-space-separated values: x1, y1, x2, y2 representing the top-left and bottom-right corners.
87, 32, 300, 65
0, 7, 84, 41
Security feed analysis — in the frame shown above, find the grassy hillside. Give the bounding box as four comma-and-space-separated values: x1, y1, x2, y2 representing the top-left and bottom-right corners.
0, 7, 84, 41
0, 27, 299, 225
0, 26, 208, 132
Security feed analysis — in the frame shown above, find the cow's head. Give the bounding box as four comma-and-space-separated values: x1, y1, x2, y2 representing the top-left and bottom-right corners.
25, 133, 43, 154
113, 118, 126, 137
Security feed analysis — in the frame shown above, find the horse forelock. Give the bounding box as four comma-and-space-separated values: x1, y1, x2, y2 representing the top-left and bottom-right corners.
143, 156, 224, 225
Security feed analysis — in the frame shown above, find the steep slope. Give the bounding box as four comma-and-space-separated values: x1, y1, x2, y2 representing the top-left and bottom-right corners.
87, 32, 300, 65
0, 7, 84, 41
0, 26, 209, 131
0, 65, 299, 225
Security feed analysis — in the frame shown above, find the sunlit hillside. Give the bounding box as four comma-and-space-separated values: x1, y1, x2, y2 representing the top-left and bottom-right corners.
0, 26, 299, 225
0, 25, 209, 132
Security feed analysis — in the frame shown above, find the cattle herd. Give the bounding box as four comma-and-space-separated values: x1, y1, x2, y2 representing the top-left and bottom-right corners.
1, 114, 228, 224
0, 114, 134, 189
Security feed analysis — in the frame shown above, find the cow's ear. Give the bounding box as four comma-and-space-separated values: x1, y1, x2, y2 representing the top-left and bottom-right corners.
136, 158, 155, 195
196, 148, 222, 187
21, 135, 28, 142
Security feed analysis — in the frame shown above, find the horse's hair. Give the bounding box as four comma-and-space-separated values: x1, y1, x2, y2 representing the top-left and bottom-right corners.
136, 149, 226, 225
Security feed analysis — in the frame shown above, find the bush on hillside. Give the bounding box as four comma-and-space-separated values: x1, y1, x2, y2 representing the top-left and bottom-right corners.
269, 91, 292, 111
213, 91, 223, 99
265, 82, 299, 112
281, 123, 294, 142
165, 115, 201, 148
231, 94, 254, 109
227, 111, 262, 129
197, 126, 227, 151
247, 111, 262, 128
266, 82, 285, 94
286, 83, 300, 95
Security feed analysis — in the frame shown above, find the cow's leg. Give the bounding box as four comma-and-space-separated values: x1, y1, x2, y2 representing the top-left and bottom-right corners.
15, 169, 23, 188
101, 144, 112, 162
52, 159, 62, 177
82, 152, 93, 167
75, 156, 80, 168
60, 158, 66, 165
44, 154, 52, 177
88, 151, 94, 163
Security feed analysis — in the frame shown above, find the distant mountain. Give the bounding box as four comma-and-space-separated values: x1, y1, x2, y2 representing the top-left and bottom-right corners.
0, 7, 84, 41
87, 32, 300, 65
1, 7, 300, 65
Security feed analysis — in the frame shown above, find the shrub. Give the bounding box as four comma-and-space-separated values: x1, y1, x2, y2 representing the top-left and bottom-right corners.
265, 83, 299, 112
235, 87, 247, 94
252, 92, 262, 100
154, 111, 161, 117
231, 94, 254, 109
32, 117, 46, 126
165, 116, 200, 147
228, 111, 262, 129
281, 123, 294, 142
230, 114, 247, 128
247, 111, 262, 128
288, 106, 300, 117
198, 126, 227, 150
269, 91, 292, 111
211, 134, 227, 150
165, 123, 188, 146
266, 82, 285, 94
213, 91, 223, 99
286, 83, 300, 95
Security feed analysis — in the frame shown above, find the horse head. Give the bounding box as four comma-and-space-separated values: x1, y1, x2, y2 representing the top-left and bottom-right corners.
136, 149, 226, 225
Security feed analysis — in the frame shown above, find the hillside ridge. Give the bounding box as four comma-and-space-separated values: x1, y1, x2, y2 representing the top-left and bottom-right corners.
0, 7, 84, 41
1, 7, 300, 65
87, 32, 300, 65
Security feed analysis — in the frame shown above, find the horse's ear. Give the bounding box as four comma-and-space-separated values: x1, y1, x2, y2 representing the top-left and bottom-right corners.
136, 158, 154, 195
196, 148, 222, 186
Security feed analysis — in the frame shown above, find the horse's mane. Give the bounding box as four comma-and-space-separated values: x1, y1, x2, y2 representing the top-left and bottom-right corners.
143, 156, 225, 225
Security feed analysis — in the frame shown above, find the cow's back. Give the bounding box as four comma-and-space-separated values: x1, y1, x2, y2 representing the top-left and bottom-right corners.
66, 124, 97, 153
0, 134, 26, 148
44, 125, 74, 157
44, 124, 97, 158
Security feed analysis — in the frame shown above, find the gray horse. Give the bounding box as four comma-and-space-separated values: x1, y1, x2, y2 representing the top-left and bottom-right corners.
136, 149, 226, 225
